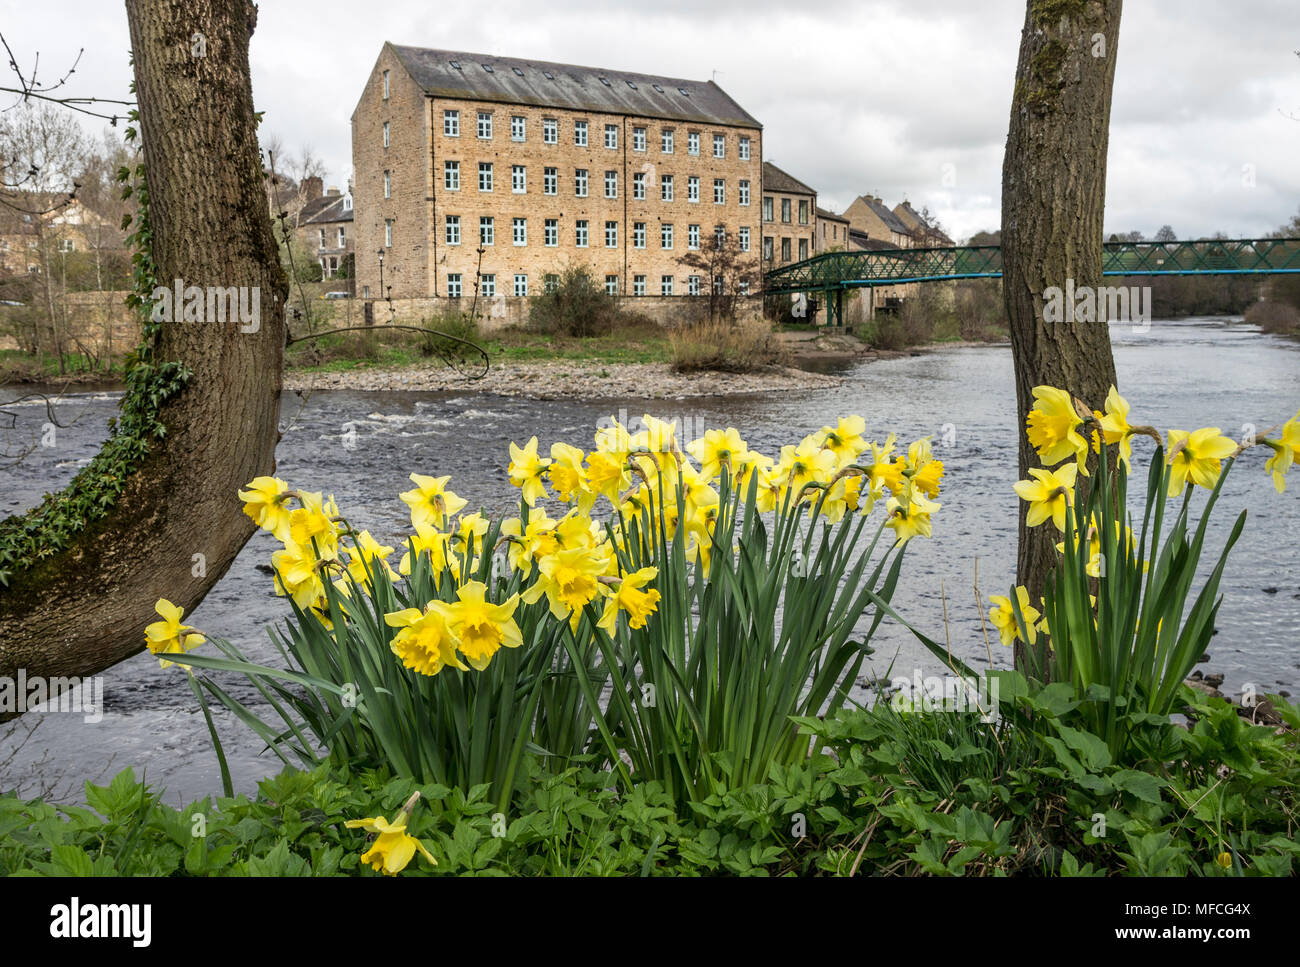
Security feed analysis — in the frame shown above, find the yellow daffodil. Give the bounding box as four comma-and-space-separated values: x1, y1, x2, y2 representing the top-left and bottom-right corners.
1262, 410, 1300, 493
585, 449, 630, 505
1091, 385, 1134, 472
547, 442, 593, 508
816, 416, 869, 466
144, 598, 206, 670
1167, 427, 1237, 497
271, 540, 327, 609
775, 438, 838, 499
1025, 385, 1090, 472
687, 427, 750, 483
346, 808, 437, 876
521, 544, 610, 625
597, 567, 661, 633
400, 473, 468, 530
883, 495, 938, 545
398, 522, 456, 582
508, 437, 552, 505
1013, 462, 1079, 532
238, 476, 293, 540
866, 435, 904, 495
287, 491, 341, 560
440, 581, 523, 670
384, 603, 465, 677
344, 530, 396, 585
988, 587, 1040, 648
905, 437, 945, 500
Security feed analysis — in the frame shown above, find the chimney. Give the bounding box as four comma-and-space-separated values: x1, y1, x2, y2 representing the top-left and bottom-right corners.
326, 186, 340, 196
302, 176, 324, 201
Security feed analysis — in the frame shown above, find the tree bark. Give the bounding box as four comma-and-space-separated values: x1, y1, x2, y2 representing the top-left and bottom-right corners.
1001, 0, 1122, 675
0, 0, 285, 718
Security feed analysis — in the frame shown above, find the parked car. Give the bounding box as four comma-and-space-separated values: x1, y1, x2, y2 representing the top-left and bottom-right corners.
0, 300, 25, 307
320, 291, 350, 300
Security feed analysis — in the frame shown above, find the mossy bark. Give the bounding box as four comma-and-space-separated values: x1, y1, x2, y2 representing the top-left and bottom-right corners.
1002, 0, 1122, 674
0, 0, 286, 716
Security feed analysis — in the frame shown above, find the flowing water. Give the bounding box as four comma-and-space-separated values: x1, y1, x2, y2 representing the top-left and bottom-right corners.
2, 316, 1297, 804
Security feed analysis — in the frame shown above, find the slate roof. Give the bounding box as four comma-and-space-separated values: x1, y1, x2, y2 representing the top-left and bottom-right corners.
816, 206, 849, 223
388, 44, 761, 129
762, 162, 816, 196
857, 195, 913, 237
895, 200, 952, 244
848, 229, 899, 252
300, 194, 353, 225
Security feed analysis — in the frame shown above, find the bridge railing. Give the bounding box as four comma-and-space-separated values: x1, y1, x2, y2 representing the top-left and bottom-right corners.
763, 237, 1300, 293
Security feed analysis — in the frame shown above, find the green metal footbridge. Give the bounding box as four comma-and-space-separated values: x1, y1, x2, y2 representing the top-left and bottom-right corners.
763, 237, 1300, 327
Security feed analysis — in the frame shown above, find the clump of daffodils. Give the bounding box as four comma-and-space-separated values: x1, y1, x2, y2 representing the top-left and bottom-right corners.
991, 385, 1298, 649
226, 416, 943, 680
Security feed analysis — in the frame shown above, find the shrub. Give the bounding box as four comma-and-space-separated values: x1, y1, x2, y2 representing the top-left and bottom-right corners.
528, 265, 621, 337
1245, 299, 1300, 335
420, 309, 479, 359
668, 316, 786, 373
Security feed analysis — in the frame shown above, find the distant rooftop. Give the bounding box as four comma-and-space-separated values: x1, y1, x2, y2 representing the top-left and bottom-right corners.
388, 44, 761, 129
762, 162, 816, 196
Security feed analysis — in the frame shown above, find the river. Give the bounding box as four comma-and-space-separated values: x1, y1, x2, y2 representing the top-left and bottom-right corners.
2, 316, 1297, 804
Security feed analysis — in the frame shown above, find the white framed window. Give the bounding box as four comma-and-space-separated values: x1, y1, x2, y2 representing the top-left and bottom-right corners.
604, 170, 617, 199
605, 274, 618, 295
661, 175, 674, 202
382, 121, 390, 148
575, 220, 589, 247
479, 162, 493, 192
384, 170, 391, 198
477, 111, 493, 139
633, 172, 646, 200
661, 223, 674, 249
713, 179, 725, 204
479, 216, 494, 246
633, 127, 646, 152
511, 115, 526, 141
605, 220, 618, 248
513, 217, 527, 246
763, 197, 774, 222
544, 273, 560, 293
713, 274, 723, 294
544, 219, 558, 247
338, 227, 346, 247
574, 169, 588, 197
444, 160, 460, 190
543, 118, 558, 144
739, 280, 750, 295
443, 110, 459, 136
738, 179, 750, 206
661, 128, 674, 153
447, 273, 462, 297
363, 285, 370, 298
633, 274, 646, 296
688, 131, 700, 155
605, 124, 618, 149
688, 176, 699, 203
661, 275, 674, 295
512, 165, 526, 193
445, 215, 461, 245
715, 224, 726, 248
713, 133, 725, 158
318, 228, 326, 248
480, 273, 495, 297
688, 224, 700, 250
763, 236, 774, 260
739, 136, 751, 161
633, 221, 646, 249
382, 70, 390, 99
739, 226, 750, 252
688, 274, 700, 295
543, 166, 558, 195
384, 219, 393, 247
514, 273, 528, 296
574, 120, 588, 146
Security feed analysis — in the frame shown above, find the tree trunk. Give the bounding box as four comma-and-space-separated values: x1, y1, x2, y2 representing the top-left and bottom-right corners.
1001, 0, 1123, 675
0, 0, 285, 718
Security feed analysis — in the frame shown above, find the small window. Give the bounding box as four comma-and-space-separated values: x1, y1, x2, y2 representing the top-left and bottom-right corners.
543, 71, 554, 80
480, 273, 495, 297
447, 273, 462, 297
382, 121, 390, 148
575, 220, 589, 247
543, 118, 558, 144
653, 84, 664, 93
480, 216, 495, 246
450, 60, 461, 70
443, 110, 460, 137
545, 273, 561, 292
482, 64, 494, 73
382, 70, 390, 99
599, 77, 611, 86
626, 80, 637, 90
383, 170, 391, 198
445, 215, 461, 245
511, 116, 526, 141
512, 66, 524, 76
478, 112, 493, 139
513, 218, 527, 246
605, 274, 619, 295
633, 274, 646, 296
678, 87, 689, 96
661, 275, 673, 295
384, 219, 393, 247
574, 120, 588, 146
514, 273, 528, 296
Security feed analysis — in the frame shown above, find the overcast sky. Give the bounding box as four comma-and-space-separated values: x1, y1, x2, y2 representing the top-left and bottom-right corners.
2, 0, 1297, 242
